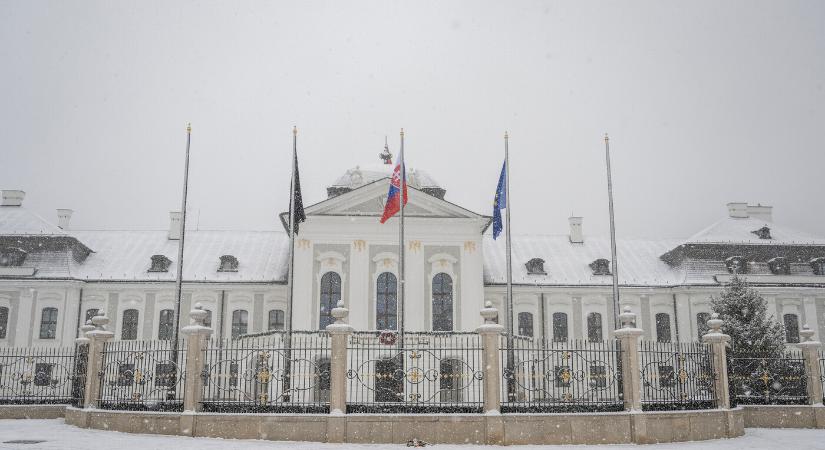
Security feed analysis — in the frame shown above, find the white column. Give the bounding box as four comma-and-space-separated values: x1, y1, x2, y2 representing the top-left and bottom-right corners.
181, 303, 213, 412
702, 313, 731, 409
798, 325, 823, 406
614, 306, 644, 411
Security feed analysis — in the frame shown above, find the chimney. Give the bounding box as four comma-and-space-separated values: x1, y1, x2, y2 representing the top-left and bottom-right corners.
1, 190, 25, 207
747, 204, 773, 223
568, 216, 584, 243
57, 209, 73, 230
726, 202, 748, 218
168, 211, 182, 240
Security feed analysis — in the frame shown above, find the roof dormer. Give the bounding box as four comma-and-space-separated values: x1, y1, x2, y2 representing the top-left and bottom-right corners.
751, 226, 772, 240
588, 258, 611, 276
767, 256, 789, 275
525, 258, 546, 275
725, 256, 747, 274
148, 255, 172, 273
810, 257, 825, 276
218, 255, 239, 272
0, 247, 27, 267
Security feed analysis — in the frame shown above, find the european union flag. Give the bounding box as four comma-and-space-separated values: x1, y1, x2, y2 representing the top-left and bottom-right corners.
492, 160, 506, 239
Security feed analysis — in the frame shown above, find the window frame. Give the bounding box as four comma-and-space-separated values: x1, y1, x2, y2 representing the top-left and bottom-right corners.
587, 312, 603, 341
518, 311, 534, 337
231, 309, 249, 339
376, 272, 398, 330
121, 309, 139, 340
655, 313, 672, 343
0, 306, 9, 339
431, 273, 454, 331
319, 272, 342, 330
552, 312, 568, 342
783, 313, 800, 344
268, 309, 285, 331
158, 309, 175, 340
39, 307, 58, 340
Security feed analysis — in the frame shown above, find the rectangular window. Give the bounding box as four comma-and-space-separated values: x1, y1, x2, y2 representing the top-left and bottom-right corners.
0, 306, 8, 339
231, 310, 248, 339
655, 313, 672, 343
518, 312, 534, 337
39, 308, 58, 339
158, 309, 174, 340
121, 309, 139, 340
587, 313, 603, 341
784, 314, 800, 343
268, 309, 285, 331
552, 312, 568, 342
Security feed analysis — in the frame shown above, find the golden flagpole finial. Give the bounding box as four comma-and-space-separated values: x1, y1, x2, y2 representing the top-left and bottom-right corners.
400, 128, 404, 137
293, 126, 298, 136
504, 131, 509, 139
604, 133, 609, 142
186, 123, 191, 134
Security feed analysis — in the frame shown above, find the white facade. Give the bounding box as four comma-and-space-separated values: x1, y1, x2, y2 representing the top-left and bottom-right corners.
2, 168, 825, 348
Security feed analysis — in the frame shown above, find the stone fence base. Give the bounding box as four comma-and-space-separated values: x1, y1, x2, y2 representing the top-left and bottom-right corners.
0, 405, 67, 420
742, 405, 825, 429
59, 407, 744, 445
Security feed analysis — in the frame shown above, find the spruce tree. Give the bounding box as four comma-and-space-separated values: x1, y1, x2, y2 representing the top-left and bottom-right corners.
710, 276, 786, 356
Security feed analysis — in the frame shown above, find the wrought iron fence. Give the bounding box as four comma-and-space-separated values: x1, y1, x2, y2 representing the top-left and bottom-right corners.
201, 331, 330, 413
499, 336, 623, 412
638, 341, 716, 410
729, 350, 808, 405
346, 331, 484, 413
820, 351, 825, 403
0, 345, 78, 404
98, 340, 186, 411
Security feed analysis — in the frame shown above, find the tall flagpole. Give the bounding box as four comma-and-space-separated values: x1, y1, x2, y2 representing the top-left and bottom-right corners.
398, 128, 406, 346
504, 131, 515, 401
283, 126, 298, 401
170, 123, 191, 400
604, 133, 621, 329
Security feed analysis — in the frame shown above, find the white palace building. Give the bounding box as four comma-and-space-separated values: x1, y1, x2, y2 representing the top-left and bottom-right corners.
1, 161, 825, 349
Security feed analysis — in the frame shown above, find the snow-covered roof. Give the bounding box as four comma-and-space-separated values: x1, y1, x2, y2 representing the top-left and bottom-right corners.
70, 230, 289, 282
684, 216, 825, 246
0, 206, 66, 236
331, 164, 440, 190
483, 235, 687, 286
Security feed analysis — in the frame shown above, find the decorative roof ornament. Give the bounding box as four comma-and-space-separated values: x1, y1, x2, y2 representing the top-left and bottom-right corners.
751, 226, 772, 240
379, 136, 393, 165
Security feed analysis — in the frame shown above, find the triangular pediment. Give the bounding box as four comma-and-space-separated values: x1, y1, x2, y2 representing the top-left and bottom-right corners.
279, 179, 489, 230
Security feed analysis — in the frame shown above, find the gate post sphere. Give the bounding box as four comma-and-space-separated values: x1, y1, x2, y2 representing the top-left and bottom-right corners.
476, 302, 505, 414
83, 311, 114, 409
702, 313, 732, 409
326, 300, 354, 415
614, 306, 644, 412
181, 303, 214, 412
797, 325, 823, 406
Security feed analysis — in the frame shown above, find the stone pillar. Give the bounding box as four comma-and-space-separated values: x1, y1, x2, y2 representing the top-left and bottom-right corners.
73, 322, 95, 407
326, 300, 354, 415
476, 302, 505, 414
181, 303, 213, 412
614, 306, 644, 412
702, 313, 731, 409
798, 325, 823, 406
83, 312, 114, 409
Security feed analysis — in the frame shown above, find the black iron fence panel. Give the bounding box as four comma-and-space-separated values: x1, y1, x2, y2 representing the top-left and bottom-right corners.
729, 351, 807, 405
201, 331, 330, 413
638, 341, 716, 410
346, 331, 483, 413
499, 336, 623, 413
0, 346, 77, 404
71, 343, 89, 407
98, 340, 186, 411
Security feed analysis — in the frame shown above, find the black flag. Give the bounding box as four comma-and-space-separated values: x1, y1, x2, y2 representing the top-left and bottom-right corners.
291, 149, 306, 235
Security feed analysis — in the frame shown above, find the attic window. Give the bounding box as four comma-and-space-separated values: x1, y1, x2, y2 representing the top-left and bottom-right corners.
767, 257, 790, 275
525, 258, 546, 275
0, 247, 27, 267
148, 255, 172, 272
725, 256, 747, 275
218, 255, 239, 272
589, 258, 611, 276
810, 257, 825, 276
751, 226, 772, 240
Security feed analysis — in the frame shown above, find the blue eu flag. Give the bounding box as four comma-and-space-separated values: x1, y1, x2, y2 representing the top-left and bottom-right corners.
492, 160, 506, 239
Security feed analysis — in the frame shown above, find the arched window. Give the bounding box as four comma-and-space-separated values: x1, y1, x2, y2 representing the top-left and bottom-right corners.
552, 312, 568, 342
319, 272, 342, 330
158, 309, 174, 340
231, 309, 248, 339
696, 312, 711, 340
268, 309, 285, 331
376, 272, 398, 330
784, 314, 800, 343
587, 312, 603, 341
518, 312, 534, 337
432, 273, 453, 331
121, 309, 139, 340
39, 307, 58, 339
655, 313, 672, 342
84, 308, 99, 325
0, 306, 9, 339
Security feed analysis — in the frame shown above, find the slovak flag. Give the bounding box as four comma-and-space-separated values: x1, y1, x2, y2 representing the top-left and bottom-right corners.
380, 146, 408, 223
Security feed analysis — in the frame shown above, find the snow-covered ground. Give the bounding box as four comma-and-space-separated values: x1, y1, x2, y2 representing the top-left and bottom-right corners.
0, 419, 824, 449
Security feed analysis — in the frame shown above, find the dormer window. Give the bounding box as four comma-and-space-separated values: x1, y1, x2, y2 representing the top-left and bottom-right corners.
218, 255, 239, 272
0, 247, 27, 267
725, 256, 747, 275
810, 257, 825, 276
148, 255, 172, 272
751, 226, 772, 240
767, 257, 790, 275
525, 258, 546, 275
589, 258, 611, 276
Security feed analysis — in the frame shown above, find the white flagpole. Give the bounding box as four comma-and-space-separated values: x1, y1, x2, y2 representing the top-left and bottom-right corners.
504, 131, 515, 402
398, 128, 406, 344
283, 126, 298, 401
604, 133, 621, 329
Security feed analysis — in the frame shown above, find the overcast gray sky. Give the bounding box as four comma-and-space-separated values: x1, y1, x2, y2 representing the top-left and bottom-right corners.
2, 0, 823, 239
